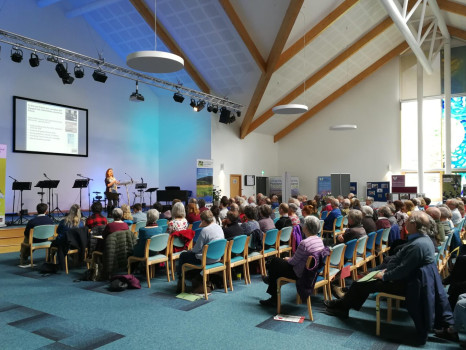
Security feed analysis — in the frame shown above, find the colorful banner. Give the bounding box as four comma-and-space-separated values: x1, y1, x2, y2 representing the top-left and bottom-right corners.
317, 176, 331, 196
196, 159, 213, 203
0, 144, 6, 227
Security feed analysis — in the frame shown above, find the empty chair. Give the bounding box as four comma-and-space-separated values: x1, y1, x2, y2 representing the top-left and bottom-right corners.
342, 238, 358, 284
226, 235, 249, 291
328, 243, 346, 289
181, 239, 228, 300
261, 229, 280, 273
364, 231, 377, 269
377, 227, 391, 264
354, 235, 369, 274
128, 233, 170, 288
20, 225, 55, 267
277, 226, 293, 257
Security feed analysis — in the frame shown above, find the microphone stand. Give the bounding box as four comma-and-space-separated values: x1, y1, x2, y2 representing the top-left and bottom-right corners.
8, 176, 17, 226
78, 174, 93, 217
43, 173, 53, 219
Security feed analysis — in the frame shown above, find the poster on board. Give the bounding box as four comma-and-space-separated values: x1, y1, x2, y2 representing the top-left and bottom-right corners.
196, 159, 213, 203
318, 176, 331, 196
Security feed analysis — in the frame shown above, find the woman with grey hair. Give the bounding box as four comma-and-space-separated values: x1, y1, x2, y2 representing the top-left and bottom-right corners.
100, 207, 130, 242
361, 205, 377, 234
133, 209, 161, 257
168, 202, 188, 233
259, 215, 325, 307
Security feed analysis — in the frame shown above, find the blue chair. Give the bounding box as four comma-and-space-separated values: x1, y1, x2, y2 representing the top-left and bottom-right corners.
128, 233, 170, 288
323, 215, 344, 244
157, 218, 168, 226
193, 227, 203, 243
318, 219, 324, 237
355, 235, 368, 273
273, 217, 280, 224
342, 239, 358, 285
132, 220, 147, 237
20, 224, 56, 267
226, 235, 249, 291
364, 232, 377, 269
262, 229, 280, 274
181, 239, 228, 300
160, 224, 168, 233
377, 228, 391, 264
191, 220, 201, 231
328, 243, 346, 289
320, 210, 328, 220
246, 234, 265, 283
168, 232, 194, 281
277, 226, 293, 257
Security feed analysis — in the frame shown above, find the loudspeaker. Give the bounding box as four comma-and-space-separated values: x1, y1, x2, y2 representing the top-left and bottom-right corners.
219, 107, 231, 124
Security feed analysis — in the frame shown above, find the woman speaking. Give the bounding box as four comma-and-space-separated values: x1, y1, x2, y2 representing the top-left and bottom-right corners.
105, 168, 119, 218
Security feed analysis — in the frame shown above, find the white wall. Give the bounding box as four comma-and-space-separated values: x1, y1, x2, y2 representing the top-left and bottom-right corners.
0, 1, 160, 212
211, 121, 279, 198
276, 58, 401, 199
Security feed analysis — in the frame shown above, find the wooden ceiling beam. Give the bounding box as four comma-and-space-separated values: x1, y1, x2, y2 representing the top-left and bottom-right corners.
273, 42, 409, 142
438, 0, 466, 17
240, 0, 304, 139
275, 0, 359, 71
248, 16, 393, 135
129, 0, 210, 93
219, 0, 266, 73
448, 25, 466, 40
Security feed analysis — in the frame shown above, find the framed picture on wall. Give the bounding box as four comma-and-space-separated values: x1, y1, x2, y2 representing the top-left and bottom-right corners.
245, 175, 255, 186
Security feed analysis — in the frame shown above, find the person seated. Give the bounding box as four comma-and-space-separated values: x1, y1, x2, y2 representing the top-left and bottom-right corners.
223, 211, 243, 240
361, 206, 377, 233
133, 209, 161, 257
288, 197, 302, 217
168, 202, 188, 233
271, 195, 279, 209
324, 196, 334, 212
259, 215, 325, 306
186, 202, 201, 224
210, 205, 222, 226
336, 209, 366, 244
241, 206, 260, 236
86, 202, 107, 230
439, 206, 453, 237
426, 207, 445, 244
404, 200, 415, 216
351, 198, 362, 211
219, 196, 229, 220
447, 199, 463, 227
366, 196, 375, 208
275, 203, 292, 231
121, 204, 133, 226
132, 203, 147, 223
376, 206, 392, 230
258, 204, 275, 233
288, 203, 301, 226
198, 198, 208, 214
324, 211, 456, 344
176, 210, 224, 291
56, 204, 85, 242
153, 202, 166, 220
20, 203, 54, 265
340, 199, 351, 216
323, 198, 342, 231
101, 208, 129, 241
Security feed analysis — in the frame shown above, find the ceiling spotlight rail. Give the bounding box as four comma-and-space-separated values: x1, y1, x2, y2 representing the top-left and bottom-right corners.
0, 29, 243, 110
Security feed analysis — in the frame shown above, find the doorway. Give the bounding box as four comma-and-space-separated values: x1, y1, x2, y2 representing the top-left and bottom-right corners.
230, 174, 241, 198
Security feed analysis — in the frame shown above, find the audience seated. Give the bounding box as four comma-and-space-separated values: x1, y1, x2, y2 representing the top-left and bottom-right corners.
447, 199, 463, 226
361, 206, 377, 234
271, 195, 279, 209
426, 207, 445, 244
323, 198, 341, 231
219, 196, 229, 220
20, 203, 54, 265
55, 204, 85, 242
341, 199, 351, 216
259, 215, 325, 307
121, 204, 133, 226
223, 211, 243, 240
242, 206, 260, 236
86, 202, 107, 230
132, 203, 147, 223
375, 206, 391, 230
198, 198, 209, 214
439, 206, 453, 237
210, 205, 222, 225
101, 208, 129, 241
351, 198, 362, 211
168, 202, 188, 233
186, 202, 201, 224
153, 202, 166, 220
336, 209, 366, 244
176, 210, 224, 291
133, 209, 161, 257
258, 204, 275, 233
288, 203, 301, 226
275, 203, 292, 231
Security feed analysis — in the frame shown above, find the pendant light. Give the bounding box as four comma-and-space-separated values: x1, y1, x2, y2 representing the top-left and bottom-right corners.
126, 0, 184, 73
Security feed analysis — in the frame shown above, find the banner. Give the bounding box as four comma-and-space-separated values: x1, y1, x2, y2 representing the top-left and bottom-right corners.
317, 176, 331, 196
0, 144, 6, 227
196, 159, 213, 203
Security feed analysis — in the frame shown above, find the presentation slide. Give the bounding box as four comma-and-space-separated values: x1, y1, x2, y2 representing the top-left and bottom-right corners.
14, 97, 88, 157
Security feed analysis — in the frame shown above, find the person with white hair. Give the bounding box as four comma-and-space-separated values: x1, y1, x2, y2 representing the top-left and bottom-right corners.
336, 210, 366, 243
447, 199, 462, 227
168, 202, 188, 233
323, 198, 342, 231
361, 206, 377, 233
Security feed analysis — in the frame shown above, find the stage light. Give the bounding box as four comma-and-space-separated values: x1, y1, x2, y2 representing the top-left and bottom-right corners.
129, 81, 144, 102
55, 62, 67, 78
10, 47, 23, 63
29, 52, 40, 67
212, 105, 218, 113
195, 100, 205, 112
92, 69, 107, 83
173, 92, 184, 103
190, 99, 196, 109
62, 75, 74, 85
219, 107, 231, 124
207, 104, 213, 113
74, 65, 84, 78
236, 110, 241, 118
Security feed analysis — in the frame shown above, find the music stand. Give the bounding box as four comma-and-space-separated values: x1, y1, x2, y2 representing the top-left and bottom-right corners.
145, 187, 158, 207
134, 182, 147, 206
11, 181, 32, 225
73, 179, 89, 217
36, 180, 60, 220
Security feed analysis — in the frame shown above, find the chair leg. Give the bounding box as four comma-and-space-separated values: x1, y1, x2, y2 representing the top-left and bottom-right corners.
181, 266, 186, 293
146, 263, 151, 289
242, 264, 248, 285
387, 298, 392, 322
277, 281, 282, 314
203, 272, 208, 300
165, 261, 170, 282
127, 260, 132, 275
260, 258, 265, 276
228, 266, 234, 291
223, 270, 228, 294
170, 259, 176, 281
306, 296, 314, 321
30, 248, 33, 267
246, 262, 251, 284
65, 255, 68, 274
376, 294, 381, 336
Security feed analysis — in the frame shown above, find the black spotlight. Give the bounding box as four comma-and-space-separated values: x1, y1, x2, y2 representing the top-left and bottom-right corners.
62, 74, 74, 85
74, 65, 84, 78
29, 53, 40, 67
190, 99, 196, 109
92, 69, 107, 83
212, 105, 219, 114
207, 104, 213, 113
219, 107, 231, 124
236, 110, 241, 118
129, 81, 144, 102
10, 47, 23, 63
173, 92, 184, 103
55, 62, 68, 78
195, 100, 205, 112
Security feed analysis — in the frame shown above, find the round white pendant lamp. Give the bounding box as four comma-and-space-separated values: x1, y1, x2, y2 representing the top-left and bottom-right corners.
329, 124, 357, 131
272, 104, 309, 114
126, 0, 184, 74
